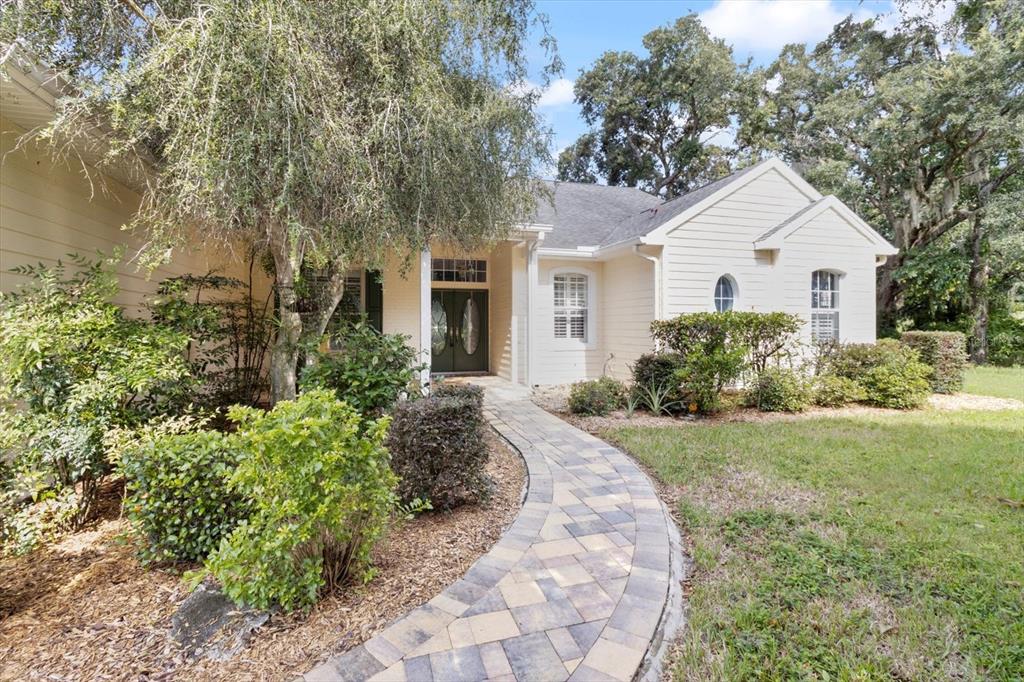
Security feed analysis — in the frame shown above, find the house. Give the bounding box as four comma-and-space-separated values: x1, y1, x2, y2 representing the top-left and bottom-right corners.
2, 62, 897, 388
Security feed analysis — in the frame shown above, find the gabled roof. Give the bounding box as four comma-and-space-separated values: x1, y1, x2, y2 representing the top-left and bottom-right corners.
529, 181, 662, 249
753, 195, 898, 255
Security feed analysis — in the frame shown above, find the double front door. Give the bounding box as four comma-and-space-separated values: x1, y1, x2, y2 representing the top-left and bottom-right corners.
430, 289, 488, 373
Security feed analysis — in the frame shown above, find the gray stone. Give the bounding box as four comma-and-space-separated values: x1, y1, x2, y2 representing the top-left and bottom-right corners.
171, 581, 271, 662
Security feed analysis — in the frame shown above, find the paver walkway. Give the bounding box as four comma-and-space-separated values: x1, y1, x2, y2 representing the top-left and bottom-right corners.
305, 387, 679, 682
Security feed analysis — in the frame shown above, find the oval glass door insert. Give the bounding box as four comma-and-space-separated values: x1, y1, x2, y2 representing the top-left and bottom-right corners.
431, 299, 448, 354
461, 297, 479, 355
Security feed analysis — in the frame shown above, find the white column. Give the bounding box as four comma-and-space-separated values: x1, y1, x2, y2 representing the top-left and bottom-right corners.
419, 248, 432, 386
526, 240, 539, 388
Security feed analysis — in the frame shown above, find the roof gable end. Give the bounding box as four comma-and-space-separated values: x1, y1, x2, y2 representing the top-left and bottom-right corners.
754, 195, 898, 255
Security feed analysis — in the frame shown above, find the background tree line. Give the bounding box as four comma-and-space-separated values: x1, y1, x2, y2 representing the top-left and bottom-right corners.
558, 0, 1023, 364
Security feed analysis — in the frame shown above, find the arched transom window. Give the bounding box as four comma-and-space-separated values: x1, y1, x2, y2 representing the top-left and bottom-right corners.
811, 270, 839, 341
714, 275, 736, 312
553, 273, 588, 341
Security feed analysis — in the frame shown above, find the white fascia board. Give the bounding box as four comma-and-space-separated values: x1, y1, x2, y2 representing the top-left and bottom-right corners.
513, 222, 555, 234
641, 158, 824, 245
536, 246, 597, 259
754, 196, 899, 255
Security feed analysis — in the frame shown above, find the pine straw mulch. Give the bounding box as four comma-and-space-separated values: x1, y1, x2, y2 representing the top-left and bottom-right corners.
0, 428, 525, 682
532, 384, 1023, 436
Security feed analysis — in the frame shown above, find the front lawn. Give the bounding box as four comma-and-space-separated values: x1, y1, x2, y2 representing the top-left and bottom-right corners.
964, 365, 1024, 401
607, 408, 1024, 680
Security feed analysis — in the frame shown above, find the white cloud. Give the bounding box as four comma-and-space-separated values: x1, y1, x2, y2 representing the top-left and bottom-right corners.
699, 0, 876, 52
508, 78, 576, 108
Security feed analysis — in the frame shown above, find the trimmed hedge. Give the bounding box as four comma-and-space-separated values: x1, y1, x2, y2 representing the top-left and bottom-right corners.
121, 430, 249, 564
746, 367, 812, 412
568, 377, 626, 416
900, 331, 967, 393
387, 387, 490, 510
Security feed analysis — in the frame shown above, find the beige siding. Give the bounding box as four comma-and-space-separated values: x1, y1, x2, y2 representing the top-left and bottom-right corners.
489, 242, 514, 381
600, 253, 654, 380
662, 167, 810, 316
1, 116, 270, 312
533, 258, 605, 384
776, 208, 878, 343
381, 255, 423, 350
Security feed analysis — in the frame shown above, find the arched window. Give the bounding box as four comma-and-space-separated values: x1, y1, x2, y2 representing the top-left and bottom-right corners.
714, 275, 736, 312
553, 273, 588, 341
811, 270, 839, 341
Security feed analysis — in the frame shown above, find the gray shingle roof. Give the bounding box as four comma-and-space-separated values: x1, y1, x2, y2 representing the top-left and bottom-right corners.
531, 162, 766, 250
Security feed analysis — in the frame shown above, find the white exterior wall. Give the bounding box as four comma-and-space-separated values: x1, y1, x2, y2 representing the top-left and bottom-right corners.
489, 242, 514, 381
381, 255, 423, 350
600, 253, 655, 381
532, 258, 605, 384
1, 116, 271, 310
775, 208, 879, 343
661, 167, 812, 316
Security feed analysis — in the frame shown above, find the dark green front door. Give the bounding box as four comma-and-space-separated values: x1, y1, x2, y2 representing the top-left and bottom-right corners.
430, 290, 488, 373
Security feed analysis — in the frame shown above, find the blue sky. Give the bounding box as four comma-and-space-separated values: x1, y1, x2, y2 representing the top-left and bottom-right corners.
525, 0, 940, 176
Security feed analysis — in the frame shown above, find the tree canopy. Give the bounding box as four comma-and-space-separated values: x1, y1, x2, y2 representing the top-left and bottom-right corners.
2, 0, 557, 400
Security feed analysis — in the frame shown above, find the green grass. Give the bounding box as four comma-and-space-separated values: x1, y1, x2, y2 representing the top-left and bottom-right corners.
607, 408, 1024, 681
964, 365, 1024, 401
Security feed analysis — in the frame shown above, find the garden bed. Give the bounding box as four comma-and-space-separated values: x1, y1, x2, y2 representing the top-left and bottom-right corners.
0, 429, 524, 682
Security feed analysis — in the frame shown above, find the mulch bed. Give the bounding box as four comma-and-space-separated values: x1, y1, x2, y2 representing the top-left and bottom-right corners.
0, 428, 525, 682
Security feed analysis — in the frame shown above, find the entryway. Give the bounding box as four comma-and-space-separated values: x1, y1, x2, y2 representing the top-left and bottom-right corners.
430, 289, 488, 373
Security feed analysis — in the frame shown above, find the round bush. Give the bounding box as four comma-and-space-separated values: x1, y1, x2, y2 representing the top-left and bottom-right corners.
747, 367, 812, 412
568, 377, 626, 416
813, 375, 867, 407
860, 362, 932, 409
631, 353, 685, 408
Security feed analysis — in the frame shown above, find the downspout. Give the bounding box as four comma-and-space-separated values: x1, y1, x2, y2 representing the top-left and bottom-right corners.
634, 245, 662, 350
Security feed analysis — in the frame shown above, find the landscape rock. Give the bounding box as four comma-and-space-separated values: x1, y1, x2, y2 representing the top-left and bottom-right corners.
170, 581, 271, 661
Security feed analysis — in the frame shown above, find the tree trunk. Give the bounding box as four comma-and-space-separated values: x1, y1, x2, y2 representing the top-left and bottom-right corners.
876, 251, 904, 333
968, 211, 990, 364
269, 223, 303, 404
299, 264, 348, 367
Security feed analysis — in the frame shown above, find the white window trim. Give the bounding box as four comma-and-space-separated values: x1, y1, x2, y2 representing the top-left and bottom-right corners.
550, 266, 597, 349
711, 274, 739, 313
810, 268, 843, 342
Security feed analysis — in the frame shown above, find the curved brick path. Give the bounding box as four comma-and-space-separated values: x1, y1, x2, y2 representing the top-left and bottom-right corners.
305, 385, 680, 682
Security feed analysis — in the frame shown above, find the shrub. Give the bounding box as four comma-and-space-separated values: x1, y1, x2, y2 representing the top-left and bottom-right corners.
987, 311, 1024, 367
121, 430, 250, 564
746, 367, 812, 412
301, 319, 422, 416
206, 390, 396, 611
650, 312, 801, 414
813, 375, 867, 407
631, 353, 685, 409
567, 377, 626, 416
826, 340, 932, 409
0, 255, 190, 529
388, 388, 490, 510
900, 331, 967, 393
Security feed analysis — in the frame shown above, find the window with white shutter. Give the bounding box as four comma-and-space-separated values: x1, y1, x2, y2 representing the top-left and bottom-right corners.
810, 270, 839, 342
553, 273, 588, 341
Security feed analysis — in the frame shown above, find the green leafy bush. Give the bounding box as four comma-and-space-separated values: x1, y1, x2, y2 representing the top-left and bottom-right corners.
301, 319, 422, 416
746, 367, 812, 412
812, 375, 867, 407
825, 340, 932, 409
900, 331, 967, 393
0, 255, 190, 530
388, 386, 490, 510
206, 390, 396, 611
631, 353, 685, 410
568, 377, 626, 416
121, 430, 250, 564
650, 311, 801, 414
987, 311, 1024, 367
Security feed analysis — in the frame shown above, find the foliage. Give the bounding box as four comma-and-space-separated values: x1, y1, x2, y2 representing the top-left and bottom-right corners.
120, 429, 250, 564
746, 367, 812, 413
812, 375, 867, 408
300, 320, 422, 417
568, 377, 626, 416
631, 353, 685, 411
1, 0, 558, 403
387, 386, 490, 510
988, 310, 1024, 367
609, 408, 1024, 679
636, 381, 683, 416
823, 339, 933, 409
900, 331, 968, 394
0, 255, 190, 528
0, 487, 80, 558
205, 390, 396, 611
651, 312, 798, 413
148, 263, 274, 410
557, 15, 757, 197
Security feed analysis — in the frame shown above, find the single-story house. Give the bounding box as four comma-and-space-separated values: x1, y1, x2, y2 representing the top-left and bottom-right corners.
2, 62, 897, 388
